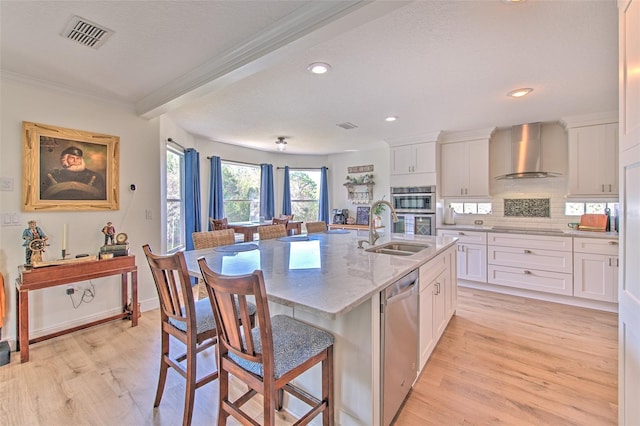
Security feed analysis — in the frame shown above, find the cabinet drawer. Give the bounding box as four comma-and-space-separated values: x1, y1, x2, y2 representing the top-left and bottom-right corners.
488, 265, 573, 296
487, 246, 572, 273
488, 233, 572, 252
419, 253, 447, 290
573, 237, 620, 255
437, 230, 487, 245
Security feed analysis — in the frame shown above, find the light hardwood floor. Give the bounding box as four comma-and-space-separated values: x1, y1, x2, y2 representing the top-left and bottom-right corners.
0, 287, 617, 425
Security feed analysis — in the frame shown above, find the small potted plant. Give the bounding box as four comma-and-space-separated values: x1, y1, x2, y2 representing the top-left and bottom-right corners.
372, 203, 385, 227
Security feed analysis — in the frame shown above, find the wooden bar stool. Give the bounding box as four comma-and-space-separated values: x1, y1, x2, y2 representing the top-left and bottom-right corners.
197, 259, 335, 426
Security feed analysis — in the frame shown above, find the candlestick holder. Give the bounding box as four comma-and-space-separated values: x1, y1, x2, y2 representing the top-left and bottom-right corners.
62, 249, 67, 259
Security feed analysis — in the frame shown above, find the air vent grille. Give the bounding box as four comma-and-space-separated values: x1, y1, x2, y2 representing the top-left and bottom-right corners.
337, 122, 358, 130
62, 16, 113, 49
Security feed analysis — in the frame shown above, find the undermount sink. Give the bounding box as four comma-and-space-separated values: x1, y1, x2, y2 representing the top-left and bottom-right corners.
365, 241, 431, 256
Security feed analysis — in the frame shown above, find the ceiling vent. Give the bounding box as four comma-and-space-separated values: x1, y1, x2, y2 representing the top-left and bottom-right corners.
62, 16, 113, 49
337, 122, 358, 130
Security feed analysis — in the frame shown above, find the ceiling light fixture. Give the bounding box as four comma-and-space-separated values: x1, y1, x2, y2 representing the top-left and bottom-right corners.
385, 116, 398, 122
307, 62, 331, 74
275, 136, 288, 151
507, 88, 533, 98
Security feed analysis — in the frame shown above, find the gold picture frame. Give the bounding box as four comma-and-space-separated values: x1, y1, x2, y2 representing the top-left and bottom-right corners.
22, 121, 119, 211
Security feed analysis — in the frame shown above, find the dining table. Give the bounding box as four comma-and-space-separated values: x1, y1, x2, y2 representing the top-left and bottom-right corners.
227, 220, 302, 242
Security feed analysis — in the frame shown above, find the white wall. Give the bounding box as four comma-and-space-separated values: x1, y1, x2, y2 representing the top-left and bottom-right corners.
0, 75, 162, 343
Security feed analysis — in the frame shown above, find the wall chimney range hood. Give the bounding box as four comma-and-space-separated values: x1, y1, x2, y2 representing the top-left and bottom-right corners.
495, 122, 561, 180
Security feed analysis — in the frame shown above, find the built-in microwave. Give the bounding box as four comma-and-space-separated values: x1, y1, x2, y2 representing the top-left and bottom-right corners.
392, 213, 436, 236
391, 186, 436, 213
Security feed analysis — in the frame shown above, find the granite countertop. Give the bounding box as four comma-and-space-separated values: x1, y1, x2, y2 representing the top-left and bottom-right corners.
183, 232, 457, 319
437, 224, 619, 239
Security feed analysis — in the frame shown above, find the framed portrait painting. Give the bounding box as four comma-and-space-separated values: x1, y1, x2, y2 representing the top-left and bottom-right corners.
22, 121, 120, 211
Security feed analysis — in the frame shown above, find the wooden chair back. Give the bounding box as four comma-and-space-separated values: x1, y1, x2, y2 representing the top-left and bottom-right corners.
197, 261, 271, 369
210, 217, 229, 230
271, 217, 289, 226
258, 224, 287, 240
192, 229, 235, 249
142, 244, 196, 331
305, 221, 327, 233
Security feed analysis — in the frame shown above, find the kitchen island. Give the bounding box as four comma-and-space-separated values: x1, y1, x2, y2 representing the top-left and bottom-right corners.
183, 231, 457, 425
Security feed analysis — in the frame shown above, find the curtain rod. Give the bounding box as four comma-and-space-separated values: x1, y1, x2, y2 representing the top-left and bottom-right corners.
167, 138, 186, 151
205, 157, 259, 167
277, 167, 328, 170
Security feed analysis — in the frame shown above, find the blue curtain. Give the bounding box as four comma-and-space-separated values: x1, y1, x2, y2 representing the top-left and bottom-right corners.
260, 163, 275, 220
208, 156, 224, 230
282, 166, 292, 216
319, 166, 330, 222
184, 148, 201, 253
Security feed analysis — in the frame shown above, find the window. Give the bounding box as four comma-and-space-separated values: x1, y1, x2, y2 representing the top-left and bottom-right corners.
449, 202, 492, 215
289, 170, 321, 222
222, 162, 260, 222
166, 145, 184, 252
565, 202, 619, 216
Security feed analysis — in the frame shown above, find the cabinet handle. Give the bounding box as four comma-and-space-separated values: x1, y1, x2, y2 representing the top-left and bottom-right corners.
609, 258, 612, 267
435, 282, 440, 295
602, 184, 605, 192
465, 188, 468, 195
524, 249, 532, 254
609, 184, 612, 192
460, 188, 464, 195
523, 270, 532, 275
608, 241, 618, 245
458, 232, 465, 235
617, 258, 619, 267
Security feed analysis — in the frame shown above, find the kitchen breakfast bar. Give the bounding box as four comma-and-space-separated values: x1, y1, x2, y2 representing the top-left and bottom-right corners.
182, 231, 457, 425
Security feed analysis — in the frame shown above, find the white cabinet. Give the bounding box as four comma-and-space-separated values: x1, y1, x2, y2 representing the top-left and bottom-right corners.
573, 237, 619, 302
568, 122, 619, 196
440, 139, 489, 197
391, 142, 435, 175
437, 229, 487, 283
418, 245, 456, 370
487, 233, 573, 296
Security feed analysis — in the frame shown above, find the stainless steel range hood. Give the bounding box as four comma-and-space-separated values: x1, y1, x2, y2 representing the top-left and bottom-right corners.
495, 123, 561, 180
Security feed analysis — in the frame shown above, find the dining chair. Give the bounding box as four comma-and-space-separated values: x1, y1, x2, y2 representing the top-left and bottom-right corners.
197, 260, 335, 426
192, 229, 235, 250
258, 224, 287, 240
271, 217, 289, 226
305, 221, 327, 234
279, 214, 294, 220
142, 244, 256, 426
210, 217, 229, 230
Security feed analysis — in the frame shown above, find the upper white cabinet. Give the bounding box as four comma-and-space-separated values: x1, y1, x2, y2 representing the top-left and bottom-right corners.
440, 139, 489, 197
388, 132, 440, 187
391, 142, 435, 175
561, 113, 619, 197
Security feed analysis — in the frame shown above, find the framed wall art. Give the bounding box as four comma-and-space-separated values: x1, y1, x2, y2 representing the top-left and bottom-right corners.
22, 121, 120, 211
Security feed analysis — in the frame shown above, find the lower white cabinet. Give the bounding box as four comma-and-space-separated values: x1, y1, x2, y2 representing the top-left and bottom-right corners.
488, 233, 573, 296
573, 237, 619, 302
437, 230, 487, 283
418, 245, 456, 370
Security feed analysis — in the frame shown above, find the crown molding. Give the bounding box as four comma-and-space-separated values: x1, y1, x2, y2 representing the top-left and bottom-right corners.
385, 131, 443, 146
559, 111, 618, 129
439, 126, 497, 144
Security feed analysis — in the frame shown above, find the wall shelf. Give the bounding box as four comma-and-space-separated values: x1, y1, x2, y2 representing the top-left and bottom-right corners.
344, 182, 374, 204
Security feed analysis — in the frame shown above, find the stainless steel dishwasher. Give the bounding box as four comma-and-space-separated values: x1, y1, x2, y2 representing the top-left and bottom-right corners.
381, 269, 419, 425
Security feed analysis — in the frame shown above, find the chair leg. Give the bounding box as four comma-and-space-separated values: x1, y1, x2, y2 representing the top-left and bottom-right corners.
154, 331, 170, 407
264, 383, 276, 426
182, 340, 197, 426
217, 367, 229, 426
276, 388, 284, 411
323, 346, 334, 426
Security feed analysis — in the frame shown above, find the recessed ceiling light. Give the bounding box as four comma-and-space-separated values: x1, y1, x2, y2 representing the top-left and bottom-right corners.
307, 62, 331, 74
385, 116, 398, 122
507, 88, 533, 98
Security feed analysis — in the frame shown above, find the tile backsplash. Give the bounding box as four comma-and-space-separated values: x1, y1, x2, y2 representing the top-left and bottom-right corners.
504, 198, 550, 217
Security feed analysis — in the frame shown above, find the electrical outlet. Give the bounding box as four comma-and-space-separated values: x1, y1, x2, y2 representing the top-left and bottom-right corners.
66, 286, 75, 295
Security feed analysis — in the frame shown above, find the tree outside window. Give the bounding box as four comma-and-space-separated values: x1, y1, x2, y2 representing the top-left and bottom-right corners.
290, 170, 320, 222
222, 162, 260, 222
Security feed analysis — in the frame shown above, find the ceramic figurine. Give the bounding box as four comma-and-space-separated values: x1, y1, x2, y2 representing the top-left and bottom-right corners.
102, 221, 116, 245
22, 220, 47, 265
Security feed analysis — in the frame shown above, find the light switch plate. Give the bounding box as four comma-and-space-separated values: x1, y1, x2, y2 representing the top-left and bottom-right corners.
0, 177, 14, 191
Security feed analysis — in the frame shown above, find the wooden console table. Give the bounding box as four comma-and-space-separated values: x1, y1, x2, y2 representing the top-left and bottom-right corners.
15, 255, 138, 362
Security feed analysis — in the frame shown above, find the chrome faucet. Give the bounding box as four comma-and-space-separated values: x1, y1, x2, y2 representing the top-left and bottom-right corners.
358, 199, 399, 248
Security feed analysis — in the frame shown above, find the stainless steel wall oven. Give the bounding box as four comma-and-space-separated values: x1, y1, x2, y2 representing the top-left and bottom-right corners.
391, 186, 436, 236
